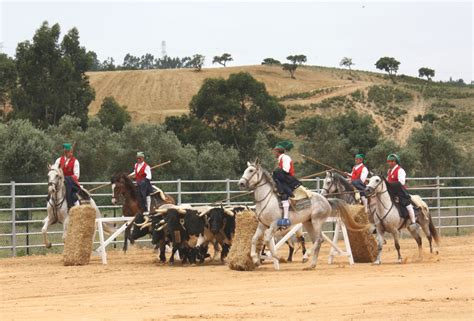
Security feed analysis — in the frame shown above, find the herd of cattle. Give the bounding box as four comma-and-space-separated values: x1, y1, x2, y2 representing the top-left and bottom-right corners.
124, 204, 306, 265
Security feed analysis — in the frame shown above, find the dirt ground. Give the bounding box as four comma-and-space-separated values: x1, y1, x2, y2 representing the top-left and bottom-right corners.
1, 234, 473, 321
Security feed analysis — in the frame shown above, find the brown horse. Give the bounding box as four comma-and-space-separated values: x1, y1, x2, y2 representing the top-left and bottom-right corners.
110, 173, 176, 251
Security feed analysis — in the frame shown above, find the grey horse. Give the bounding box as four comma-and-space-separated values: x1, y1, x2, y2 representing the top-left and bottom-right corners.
365, 175, 440, 264
238, 160, 367, 270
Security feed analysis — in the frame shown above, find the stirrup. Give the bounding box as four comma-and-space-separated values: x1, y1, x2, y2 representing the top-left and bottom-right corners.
277, 218, 291, 227
407, 223, 419, 232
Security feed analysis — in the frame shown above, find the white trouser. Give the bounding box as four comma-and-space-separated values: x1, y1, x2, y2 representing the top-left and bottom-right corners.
407, 204, 416, 224
146, 196, 151, 212
282, 200, 290, 219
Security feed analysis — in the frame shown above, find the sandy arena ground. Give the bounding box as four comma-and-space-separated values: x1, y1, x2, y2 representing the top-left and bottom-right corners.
1, 234, 473, 321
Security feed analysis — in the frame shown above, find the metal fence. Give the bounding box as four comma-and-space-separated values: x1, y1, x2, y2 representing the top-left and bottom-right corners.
0, 176, 473, 257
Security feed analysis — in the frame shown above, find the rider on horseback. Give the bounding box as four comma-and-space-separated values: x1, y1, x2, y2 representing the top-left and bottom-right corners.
53, 143, 80, 209
131, 152, 153, 215
345, 153, 369, 213
386, 153, 418, 231
272, 141, 302, 227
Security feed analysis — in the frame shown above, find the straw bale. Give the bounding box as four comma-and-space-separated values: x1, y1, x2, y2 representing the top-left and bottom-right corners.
227, 209, 262, 271
63, 205, 96, 266
346, 205, 378, 263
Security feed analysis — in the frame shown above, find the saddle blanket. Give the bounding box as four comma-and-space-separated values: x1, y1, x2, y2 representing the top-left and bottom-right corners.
290, 186, 313, 210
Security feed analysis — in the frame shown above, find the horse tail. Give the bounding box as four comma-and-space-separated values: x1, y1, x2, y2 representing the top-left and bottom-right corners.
328, 198, 369, 232
428, 214, 440, 247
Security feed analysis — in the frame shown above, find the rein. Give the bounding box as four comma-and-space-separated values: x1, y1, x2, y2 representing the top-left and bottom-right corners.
48, 173, 66, 222
367, 181, 394, 228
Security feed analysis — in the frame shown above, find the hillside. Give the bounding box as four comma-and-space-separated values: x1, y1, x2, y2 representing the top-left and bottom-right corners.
87, 65, 474, 148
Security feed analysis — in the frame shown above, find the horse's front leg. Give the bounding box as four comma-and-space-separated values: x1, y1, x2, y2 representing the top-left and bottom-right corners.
264, 222, 285, 263
373, 225, 385, 265
41, 215, 52, 248
250, 223, 265, 266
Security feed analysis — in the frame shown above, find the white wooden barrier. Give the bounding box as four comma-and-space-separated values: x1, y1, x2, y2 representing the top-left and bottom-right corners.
94, 216, 134, 264
262, 217, 354, 270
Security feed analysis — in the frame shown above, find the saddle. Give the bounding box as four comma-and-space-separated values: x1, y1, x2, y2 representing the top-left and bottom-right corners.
76, 186, 91, 204
290, 186, 313, 211
150, 185, 167, 201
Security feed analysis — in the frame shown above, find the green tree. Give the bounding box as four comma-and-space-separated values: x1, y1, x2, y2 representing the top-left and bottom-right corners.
101, 57, 116, 71
97, 96, 131, 132
86, 51, 101, 71
11, 22, 95, 128
407, 124, 461, 177
339, 57, 354, 73
188, 54, 205, 71
212, 53, 233, 67
261, 58, 281, 65
140, 53, 155, 70
188, 72, 286, 164
164, 114, 216, 148
282, 63, 297, 79
287, 55, 307, 65
418, 67, 435, 81
0, 120, 53, 182
0, 54, 17, 121
122, 53, 140, 70
375, 56, 400, 81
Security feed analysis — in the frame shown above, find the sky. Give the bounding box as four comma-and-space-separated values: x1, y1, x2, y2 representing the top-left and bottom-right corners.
1, 0, 473, 81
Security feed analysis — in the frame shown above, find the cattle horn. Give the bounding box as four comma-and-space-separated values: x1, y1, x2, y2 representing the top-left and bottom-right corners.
224, 209, 234, 217
199, 209, 210, 217
140, 222, 152, 230
177, 208, 187, 214
156, 223, 167, 231
135, 216, 150, 227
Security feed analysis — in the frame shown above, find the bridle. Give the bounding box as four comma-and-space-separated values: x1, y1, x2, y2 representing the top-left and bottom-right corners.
366, 178, 394, 226
321, 173, 336, 195
47, 169, 66, 221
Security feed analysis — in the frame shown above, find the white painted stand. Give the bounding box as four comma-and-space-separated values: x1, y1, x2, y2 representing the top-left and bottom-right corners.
94, 216, 134, 264
261, 217, 354, 270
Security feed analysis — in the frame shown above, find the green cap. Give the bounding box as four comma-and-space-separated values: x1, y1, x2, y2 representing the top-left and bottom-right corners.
136, 152, 145, 158
273, 140, 294, 151
387, 153, 400, 163
63, 143, 72, 151
355, 153, 364, 159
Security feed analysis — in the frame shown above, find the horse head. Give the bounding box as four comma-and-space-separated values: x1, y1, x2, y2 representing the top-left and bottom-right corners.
47, 164, 64, 197
321, 171, 337, 196
238, 160, 262, 191
365, 175, 385, 197
111, 173, 134, 205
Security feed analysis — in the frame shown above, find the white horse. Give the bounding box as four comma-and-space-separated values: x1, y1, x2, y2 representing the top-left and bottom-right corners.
238, 160, 367, 270
42, 164, 115, 248
365, 175, 440, 264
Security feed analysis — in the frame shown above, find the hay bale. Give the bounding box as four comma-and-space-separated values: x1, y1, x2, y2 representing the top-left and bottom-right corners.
227, 209, 262, 271
346, 205, 378, 263
63, 205, 96, 266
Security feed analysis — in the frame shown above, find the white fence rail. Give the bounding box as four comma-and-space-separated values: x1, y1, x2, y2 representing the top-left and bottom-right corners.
0, 176, 473, 257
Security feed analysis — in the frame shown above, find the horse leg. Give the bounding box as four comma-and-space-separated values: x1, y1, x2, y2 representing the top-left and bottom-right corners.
305, 219, 323, 270
41, 216, 52, 248
408, 226, 423, 261
250, 223, 265, 266
420, 217, 433, 253
264, 222, 285, 263
286, 241, 294, 262
373, 226, 384, 265
299, 235, 308, 263
392, 230, 403, 264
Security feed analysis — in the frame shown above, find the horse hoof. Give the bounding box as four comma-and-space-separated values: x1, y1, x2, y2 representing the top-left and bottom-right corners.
278, 257, 287, 263
45, 243, 52, 249
373, 260, 381, 265
398, 258, 403, 264
303, 265, 316, 271
302, 258, 308, 264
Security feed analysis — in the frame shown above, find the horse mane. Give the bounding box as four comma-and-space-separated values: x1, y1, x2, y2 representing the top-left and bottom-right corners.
261, 167, 277, 190
332, 171, 353, 191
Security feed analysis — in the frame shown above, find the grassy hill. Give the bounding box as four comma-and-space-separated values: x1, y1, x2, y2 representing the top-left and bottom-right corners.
87, 65, 474, 150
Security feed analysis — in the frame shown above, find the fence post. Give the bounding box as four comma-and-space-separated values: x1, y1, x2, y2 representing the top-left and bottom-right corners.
226, 179, 231, 205
316, 177, 321, 193
177, 179, 182, 205
11, 181, 16, 257
436, 176, 441, 235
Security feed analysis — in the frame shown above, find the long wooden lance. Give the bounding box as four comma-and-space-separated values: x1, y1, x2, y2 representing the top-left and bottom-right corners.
300, 154, 347, 176
88, 160, 172, 193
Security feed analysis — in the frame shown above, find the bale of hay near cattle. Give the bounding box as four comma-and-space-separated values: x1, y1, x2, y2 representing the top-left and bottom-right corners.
346, 205, 378, 263
227, 209, 262, 271
63, 205, 96, 266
